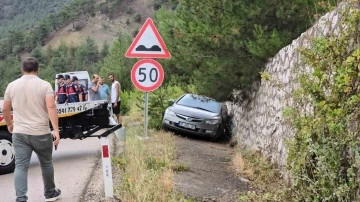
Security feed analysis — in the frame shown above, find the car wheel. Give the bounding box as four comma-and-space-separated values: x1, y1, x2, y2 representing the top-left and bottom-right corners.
162, 124, 169, 132
161, 115, 169, 132
211, 124, 224, 142
0, 130, 15, 175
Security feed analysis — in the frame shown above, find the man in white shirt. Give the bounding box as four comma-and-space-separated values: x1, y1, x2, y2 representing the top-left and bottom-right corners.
108, 74, 121, 124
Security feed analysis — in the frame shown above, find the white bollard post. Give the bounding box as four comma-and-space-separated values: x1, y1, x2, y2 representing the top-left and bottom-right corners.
101, 136, 114, 198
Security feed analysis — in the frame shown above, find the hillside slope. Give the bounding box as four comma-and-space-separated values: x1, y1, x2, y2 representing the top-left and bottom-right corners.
44, 0, 157, 49
0, 0, 73, 39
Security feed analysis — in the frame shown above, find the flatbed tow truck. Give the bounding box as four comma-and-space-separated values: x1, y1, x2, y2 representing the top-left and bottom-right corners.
0, 71, 122, 175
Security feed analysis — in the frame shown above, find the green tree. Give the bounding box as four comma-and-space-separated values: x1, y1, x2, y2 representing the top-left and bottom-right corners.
100, 34, 135, 91
23, 32, 38, 52
0, 57, 21, 96
84, 37, 99, 63
49, 56, 67, 73
31, 46, 44, 62
100, 41, 110, 59
155, 0, 337, 101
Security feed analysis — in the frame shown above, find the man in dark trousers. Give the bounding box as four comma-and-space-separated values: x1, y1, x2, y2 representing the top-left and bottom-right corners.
108, 74, 122, 124
2, 57, 61, 202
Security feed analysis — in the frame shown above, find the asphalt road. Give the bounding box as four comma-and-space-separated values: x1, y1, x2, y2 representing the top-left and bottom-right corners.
0, 137, 102, 202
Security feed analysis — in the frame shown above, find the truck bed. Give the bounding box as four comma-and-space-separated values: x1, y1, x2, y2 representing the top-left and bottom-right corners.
0, 100, 109, 127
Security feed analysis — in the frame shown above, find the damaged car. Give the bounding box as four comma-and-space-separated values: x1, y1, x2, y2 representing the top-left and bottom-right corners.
162, 93, 230, 140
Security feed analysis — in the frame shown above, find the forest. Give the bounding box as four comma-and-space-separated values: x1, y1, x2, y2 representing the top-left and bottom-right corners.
4, 1, 360, 201
0, 0, 337, 100
0, 0, 73, 39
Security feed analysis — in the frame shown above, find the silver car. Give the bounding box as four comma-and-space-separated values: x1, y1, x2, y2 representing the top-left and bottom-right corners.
162, 93, 229, 140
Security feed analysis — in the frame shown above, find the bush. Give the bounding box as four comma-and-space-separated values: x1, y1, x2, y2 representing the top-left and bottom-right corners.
132, 29, 139, 37
261, 4, 360, 201
148, 84, 187, 129
153, 2, 162, 10
120, 90, 131, 116
126, 7, 133, 14
134, 14, 142, 23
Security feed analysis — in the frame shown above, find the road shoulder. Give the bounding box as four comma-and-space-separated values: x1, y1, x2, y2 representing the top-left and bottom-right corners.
81, 135, 124, 202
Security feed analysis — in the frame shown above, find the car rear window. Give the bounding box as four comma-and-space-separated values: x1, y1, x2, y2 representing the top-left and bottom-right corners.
176, 94, 220, 113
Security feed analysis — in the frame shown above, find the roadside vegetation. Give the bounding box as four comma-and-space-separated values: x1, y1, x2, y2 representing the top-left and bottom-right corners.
112, 98, 194, 202
0, 0, 337, 101
233, 150, 290, 201
2, 0, 359, 201
259, 1, 360, 201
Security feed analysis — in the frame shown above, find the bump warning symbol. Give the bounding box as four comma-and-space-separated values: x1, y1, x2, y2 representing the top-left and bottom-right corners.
125, 18, 171, 59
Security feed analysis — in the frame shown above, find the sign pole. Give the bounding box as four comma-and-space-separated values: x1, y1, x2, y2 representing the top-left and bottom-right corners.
101, 136, 114, 198
144, 91, 149, 138
125, 18, 171, 140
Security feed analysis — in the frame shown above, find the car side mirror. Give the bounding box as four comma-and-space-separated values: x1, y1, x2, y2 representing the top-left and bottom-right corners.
168, 99, 175, 106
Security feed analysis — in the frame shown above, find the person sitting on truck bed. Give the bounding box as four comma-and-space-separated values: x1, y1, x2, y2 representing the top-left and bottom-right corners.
64, 74, 80, 103
56, 75, 67, 104
72, 76, 88, 102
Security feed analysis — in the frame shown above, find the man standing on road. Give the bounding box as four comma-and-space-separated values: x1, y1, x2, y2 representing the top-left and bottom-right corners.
88, 74, 101, 101
2, 57, 61, 202
109, 74, 122, 124
99, 76, 110, 102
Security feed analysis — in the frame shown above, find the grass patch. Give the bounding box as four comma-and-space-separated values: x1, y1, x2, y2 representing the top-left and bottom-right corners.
171, 163, 190, 172
233, 150, 292, 201
113, 125, 193, 202
122, 91, 145, 125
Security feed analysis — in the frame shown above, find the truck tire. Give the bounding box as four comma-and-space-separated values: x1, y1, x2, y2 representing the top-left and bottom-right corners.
0, 131, 15, 175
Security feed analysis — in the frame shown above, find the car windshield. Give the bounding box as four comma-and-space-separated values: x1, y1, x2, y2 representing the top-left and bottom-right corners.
176, 94, 220, 113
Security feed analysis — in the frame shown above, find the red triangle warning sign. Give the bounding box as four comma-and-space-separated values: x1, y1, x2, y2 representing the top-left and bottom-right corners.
125, 18, 171, 59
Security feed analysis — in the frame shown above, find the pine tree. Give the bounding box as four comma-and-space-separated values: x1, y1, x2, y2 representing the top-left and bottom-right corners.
100, 41, 110, 59
155, 0, 337, 101
99, 34, 135, 91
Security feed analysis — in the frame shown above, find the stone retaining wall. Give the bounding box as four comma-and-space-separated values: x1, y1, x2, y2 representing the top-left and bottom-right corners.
227, 5, 347, 168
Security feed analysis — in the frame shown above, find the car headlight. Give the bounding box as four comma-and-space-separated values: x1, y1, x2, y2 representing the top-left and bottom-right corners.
205, 119, 220, 125
165, 108, 176, 116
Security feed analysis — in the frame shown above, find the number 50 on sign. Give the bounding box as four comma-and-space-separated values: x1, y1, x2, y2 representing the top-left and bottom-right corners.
131, 59, 164, 92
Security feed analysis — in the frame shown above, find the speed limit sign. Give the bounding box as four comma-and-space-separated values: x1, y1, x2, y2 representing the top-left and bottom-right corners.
131, 59, 164, 92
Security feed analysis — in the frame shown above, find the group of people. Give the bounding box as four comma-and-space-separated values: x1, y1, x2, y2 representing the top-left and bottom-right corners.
2, 57, 124, 201
55, 74, 88, 104
3, 57, 62, 201
55, 72, 122, 124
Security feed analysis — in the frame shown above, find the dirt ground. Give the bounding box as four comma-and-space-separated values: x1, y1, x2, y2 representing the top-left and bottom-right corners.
81, 129, 247, 202
174, 134, 247, 202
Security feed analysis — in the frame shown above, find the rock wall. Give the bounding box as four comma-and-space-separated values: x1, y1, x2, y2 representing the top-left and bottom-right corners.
227, 5, 347, 169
